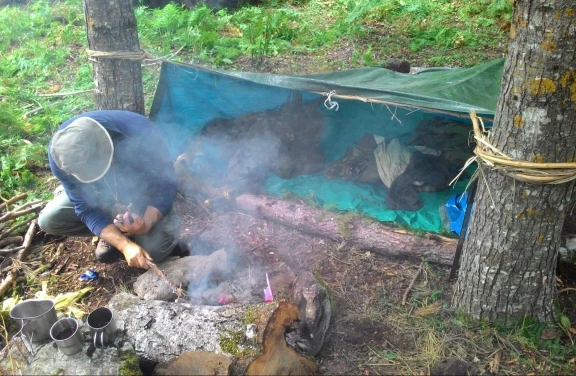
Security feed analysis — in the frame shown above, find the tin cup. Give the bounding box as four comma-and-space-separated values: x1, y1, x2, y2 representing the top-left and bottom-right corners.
50, 317, 85, 356
87, 307, 117, 348
9, 299, 57, 355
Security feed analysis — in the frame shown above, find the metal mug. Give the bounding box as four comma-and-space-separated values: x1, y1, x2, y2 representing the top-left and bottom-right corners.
50, 317, 85, 356
9, 299, 57, 354
86, 307, 117, 348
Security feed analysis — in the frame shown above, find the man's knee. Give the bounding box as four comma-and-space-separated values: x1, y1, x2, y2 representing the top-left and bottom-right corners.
38, 208, 59, 235
38, 199, 91, 237
137, 236, 178, 263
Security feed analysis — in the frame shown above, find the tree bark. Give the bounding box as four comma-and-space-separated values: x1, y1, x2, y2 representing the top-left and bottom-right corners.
83, 0, 145, 114
452, 0, 576, 322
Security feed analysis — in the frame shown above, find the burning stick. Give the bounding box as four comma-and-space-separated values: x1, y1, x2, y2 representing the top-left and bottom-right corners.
146, 260, 187, 298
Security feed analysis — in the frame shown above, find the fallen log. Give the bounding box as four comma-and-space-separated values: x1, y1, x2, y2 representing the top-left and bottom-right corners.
234, 194, 457, 265
180, 180, 457, 265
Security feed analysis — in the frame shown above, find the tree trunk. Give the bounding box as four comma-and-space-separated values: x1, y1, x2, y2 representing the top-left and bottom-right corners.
83, 0, 145, 114
452, 0, 576, 322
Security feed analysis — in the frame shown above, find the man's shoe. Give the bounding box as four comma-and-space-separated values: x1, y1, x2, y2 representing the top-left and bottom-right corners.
94, 239, 123, 264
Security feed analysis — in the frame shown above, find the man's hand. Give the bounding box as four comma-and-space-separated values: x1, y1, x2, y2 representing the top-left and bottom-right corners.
121, 242, 153, 269
99, 224, 152, 270
113, 205, 162, 235
114, 212, 147, 235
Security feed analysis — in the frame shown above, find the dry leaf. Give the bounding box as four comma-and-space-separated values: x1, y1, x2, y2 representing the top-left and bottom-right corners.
489, 350, 502, 374
569, 328, 576, 335
541, 327, 557, 340
414, 301, 441, 317
464, 330, 476, 339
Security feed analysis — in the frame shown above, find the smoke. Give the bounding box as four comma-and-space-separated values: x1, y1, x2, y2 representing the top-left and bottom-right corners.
172, 93, 326, 305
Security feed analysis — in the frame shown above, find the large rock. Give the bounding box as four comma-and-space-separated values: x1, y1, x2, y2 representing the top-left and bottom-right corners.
108, 292, 258, 364
0, 336, 140, 376
133, 249, 228, 301
154, 351, 233, 376
287, 271, 331, 356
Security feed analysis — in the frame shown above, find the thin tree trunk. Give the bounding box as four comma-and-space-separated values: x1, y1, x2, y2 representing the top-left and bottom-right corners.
452, 0, 576, 322
83, 0, 145, 114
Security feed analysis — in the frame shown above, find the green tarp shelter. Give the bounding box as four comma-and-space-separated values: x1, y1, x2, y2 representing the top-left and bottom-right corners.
150, 58, 504, 233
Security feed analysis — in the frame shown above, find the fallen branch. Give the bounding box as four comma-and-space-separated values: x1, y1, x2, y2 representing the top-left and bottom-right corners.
0, 236, 23, 248
0, 220, 37, 298
37, 89, 94, 97
0, 246, 25, 255
559, 287, 576, 294
11, 199, 42, 213
402, 263, 424, 305
0, 203, 44, 223
0, 193, 28, 213
0, 216, 36, 240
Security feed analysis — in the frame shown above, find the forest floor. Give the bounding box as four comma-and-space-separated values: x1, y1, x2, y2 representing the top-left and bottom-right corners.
10, 181, 576, 375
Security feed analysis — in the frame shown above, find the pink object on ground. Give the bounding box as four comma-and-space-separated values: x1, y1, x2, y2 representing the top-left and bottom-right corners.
264, 272, 274, 303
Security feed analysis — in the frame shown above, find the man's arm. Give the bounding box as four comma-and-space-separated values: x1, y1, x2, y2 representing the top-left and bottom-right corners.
99, 224, 152, 269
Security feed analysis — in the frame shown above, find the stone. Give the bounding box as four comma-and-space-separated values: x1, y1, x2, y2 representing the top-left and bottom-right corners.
384, 58, 411, 73
286, 271, 331, 356
133, 249, 228, 301
565, 235, 576, 251
0, 336, 140, 376
430, 357, 475, 376
154, 351, 233, 375
108, 292, 258, 364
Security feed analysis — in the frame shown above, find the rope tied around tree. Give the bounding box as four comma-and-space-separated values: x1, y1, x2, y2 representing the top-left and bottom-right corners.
85, 47, 184, 65
452, 110, 576, 186
86, 48, 151, 61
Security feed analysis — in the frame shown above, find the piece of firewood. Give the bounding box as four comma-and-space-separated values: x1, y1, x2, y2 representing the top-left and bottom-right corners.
0, 236, 23, 248
0, 220, 37, 298
0, 193, 28, 213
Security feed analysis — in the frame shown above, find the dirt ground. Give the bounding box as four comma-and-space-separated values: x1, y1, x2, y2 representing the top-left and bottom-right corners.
7, 191, 576, 375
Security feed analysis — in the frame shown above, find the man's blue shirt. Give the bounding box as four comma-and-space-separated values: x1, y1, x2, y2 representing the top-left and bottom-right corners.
48, 110, 177, 236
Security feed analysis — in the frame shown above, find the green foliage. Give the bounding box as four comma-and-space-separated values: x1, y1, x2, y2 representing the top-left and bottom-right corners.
0, 0, 511, 197
343, 0, 510, 57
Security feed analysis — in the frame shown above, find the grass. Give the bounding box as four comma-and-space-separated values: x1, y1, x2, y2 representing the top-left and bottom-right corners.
311, 243, 576, 375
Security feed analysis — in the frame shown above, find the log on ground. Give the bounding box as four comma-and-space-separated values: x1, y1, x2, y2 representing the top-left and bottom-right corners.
234, 194, 457, 265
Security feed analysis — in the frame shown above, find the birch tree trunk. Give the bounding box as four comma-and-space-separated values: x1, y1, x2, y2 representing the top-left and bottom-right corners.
83, 0, 145, 114
451, 0, 576, 322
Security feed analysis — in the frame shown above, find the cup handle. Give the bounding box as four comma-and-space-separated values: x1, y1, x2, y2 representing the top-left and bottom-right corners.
93, 329, 104, 348
16, 319, 35, 356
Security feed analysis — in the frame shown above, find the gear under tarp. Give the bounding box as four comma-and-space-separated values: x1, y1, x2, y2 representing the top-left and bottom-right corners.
150, 59, 503, 233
